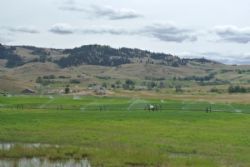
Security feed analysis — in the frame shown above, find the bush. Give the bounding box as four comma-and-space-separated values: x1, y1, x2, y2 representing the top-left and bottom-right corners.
65, 85, 70, 94
102, 82, 107, 88
123, 79, 135, 90
70, 79, 81, 84
43, 75, 56, 79
111, 84, 116, 89
228, 85, 248, 93
175, 85, 183, 93
210, 87, 220, 93
147, 81, 157, 90
36, 76, 54, 86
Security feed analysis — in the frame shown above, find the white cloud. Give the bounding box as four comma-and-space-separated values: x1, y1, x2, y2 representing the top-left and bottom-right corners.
212, 25, 250, 44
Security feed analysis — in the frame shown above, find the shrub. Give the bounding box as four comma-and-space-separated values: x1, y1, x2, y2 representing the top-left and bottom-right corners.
43, 75, 56, 79
123, 79, 135, 90
210, 87, 220, 93
65, 85, 70, 94
228, 85, 248, 93
175, 85, 183, 93
70, 79, 81, 84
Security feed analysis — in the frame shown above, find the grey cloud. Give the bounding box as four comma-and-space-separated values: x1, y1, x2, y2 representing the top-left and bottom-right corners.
81, 27, 130, 35
213, 25, 250, 44
64, 0, 75, 5
178, 52, 223, 60
59, 6, 87, 12
142, 23, 197, 43
235, 53, 250, 64
91, 5, 142, 20
5, 26, 39, 34
0, 35, 12, 43
49, 23, 132, 35
49, 23, 75, 34
216, 56, 250, 65
60, 4, 142, 20
48, 22, 197, 43
179, 52, 250, 65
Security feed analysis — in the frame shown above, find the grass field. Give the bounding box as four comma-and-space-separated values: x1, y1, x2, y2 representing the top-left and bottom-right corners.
0, 95, 250, 166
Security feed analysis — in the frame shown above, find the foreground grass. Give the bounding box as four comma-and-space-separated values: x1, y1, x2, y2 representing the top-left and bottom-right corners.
0, 96, 250, 166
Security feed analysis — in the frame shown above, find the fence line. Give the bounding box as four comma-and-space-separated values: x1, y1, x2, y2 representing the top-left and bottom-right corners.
0, 104, 249, 114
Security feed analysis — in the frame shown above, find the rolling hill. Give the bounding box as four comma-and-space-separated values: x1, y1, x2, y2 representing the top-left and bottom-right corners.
0, 43, 219, 68
0, 43, 249, 94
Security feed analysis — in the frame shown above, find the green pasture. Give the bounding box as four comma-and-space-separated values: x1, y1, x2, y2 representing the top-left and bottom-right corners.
0, 95, 249, 166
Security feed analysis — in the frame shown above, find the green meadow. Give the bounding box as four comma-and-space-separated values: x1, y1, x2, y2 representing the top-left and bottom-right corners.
0, 95, 250, 166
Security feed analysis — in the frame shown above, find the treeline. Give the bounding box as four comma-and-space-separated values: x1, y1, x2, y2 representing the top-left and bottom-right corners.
210, 85, 250, 93
228, 85, 250, 93
183, 58, 219, 64
220, 69, 250, 74
179, 73, 216, 82
36, 75, 56, 86
0, 44, 216, 68
36, 75, 81, 86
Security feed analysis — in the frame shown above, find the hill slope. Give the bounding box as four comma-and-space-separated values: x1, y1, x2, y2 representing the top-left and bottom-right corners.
0, 44, 219, 68
1, 43, 250, 94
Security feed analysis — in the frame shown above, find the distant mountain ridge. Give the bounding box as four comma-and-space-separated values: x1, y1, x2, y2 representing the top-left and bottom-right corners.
0, 43, 219, 68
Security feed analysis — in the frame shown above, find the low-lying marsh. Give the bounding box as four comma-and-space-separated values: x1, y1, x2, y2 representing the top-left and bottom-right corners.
0, 157, 91, 167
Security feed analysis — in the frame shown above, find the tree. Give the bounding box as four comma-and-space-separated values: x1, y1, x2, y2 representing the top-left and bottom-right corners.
158, 81, 165, 89
147, 81, 157, 90
123, 79, 135, 90
36, 76, 42, 83
125, 79, 135, 86
102, 82, 107, 88
175, 85, 183, 93
111, 84, 115, 89
228, 85, 247, 93
65, 85, 70, 94
115, 80, 121, 88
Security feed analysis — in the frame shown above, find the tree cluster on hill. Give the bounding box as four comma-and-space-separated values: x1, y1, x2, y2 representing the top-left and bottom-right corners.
122, 79, 135, 90
55, 45, 188, 68
228, 85, 250, 93
22, 45, 53, 63
56, 45, 131, 67
183, 58, 219, 64
36, 76, 55, 86
0, 44, 23, 67
179, 73, 216, 82
144, 76, 165, 81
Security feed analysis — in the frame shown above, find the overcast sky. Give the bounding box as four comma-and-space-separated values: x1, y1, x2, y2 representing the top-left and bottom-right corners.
1, 0, 250, 64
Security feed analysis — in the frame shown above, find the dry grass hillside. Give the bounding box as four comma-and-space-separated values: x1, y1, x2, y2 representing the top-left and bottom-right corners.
0, 44, 250, 94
